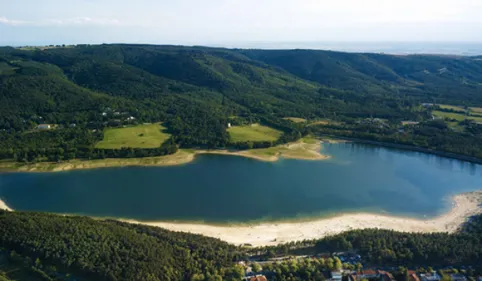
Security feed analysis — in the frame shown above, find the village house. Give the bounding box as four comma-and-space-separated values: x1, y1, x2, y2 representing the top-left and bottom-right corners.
242, 275, 267, 281
378, 270, 396, 281
450, 274, 467, 281
349, 269, 379, 281
408, 271, 420, 281
420, 271, 441, 281
36, 124, 53, 130
330, 271, 343, 281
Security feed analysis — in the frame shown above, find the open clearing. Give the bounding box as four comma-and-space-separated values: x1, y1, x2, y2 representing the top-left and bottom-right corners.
433, 111, 482, 122
228, 123, 282, 142
439, 104, 466, 112
283, 117, 307, 123
307, 120, 330, 126
438, 104, 482, 115
95, 123, 170, 149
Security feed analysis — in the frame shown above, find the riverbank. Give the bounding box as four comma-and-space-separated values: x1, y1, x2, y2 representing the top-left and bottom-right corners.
0, 138, 328, 172
122, 191, 482, 246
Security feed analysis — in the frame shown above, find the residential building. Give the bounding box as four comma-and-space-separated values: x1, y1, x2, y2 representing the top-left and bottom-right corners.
450, 274, 467, 281
331, 271, 343, 281
420, 272, 441, 281
37, 124, 52, 130
350, 269, 379, 281
378, 270, 395, 281
247, 275, 267, 281
408, 271, 420, 281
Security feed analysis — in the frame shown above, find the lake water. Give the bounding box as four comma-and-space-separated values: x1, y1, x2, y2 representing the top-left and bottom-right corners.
1, 143, 482, 223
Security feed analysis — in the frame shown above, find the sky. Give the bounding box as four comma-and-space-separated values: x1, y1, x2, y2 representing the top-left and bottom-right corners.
1, 0, 482, 47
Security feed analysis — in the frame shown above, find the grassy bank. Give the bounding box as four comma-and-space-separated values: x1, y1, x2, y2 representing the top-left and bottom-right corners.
0, 138, 328, 172
0, 150, 195, 172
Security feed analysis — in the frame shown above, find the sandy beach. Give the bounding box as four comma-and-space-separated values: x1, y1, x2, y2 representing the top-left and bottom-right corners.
0, 199, 12, 211
122, 191, 482, 246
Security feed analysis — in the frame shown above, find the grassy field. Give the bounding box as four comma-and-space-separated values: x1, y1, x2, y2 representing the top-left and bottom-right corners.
95, 123, 170, 149
470, 107, 482, 114
432, 111, 482, 122
243, 137, 325, 160
228, 123, 282, 142
438, 104, 482, 115
439, 104, 466, 112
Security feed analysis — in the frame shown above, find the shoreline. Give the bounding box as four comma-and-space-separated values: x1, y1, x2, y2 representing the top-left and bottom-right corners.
317, 134, 482, 165
120, 191, 482, 246
0, 138, 328, 173
0, 199, 12, 211
2, 191, 481, 246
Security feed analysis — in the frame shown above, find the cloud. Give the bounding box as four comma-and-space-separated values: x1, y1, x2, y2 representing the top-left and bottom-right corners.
0, 17, 28, 26
44, 17, 121, 26
0, 16, 121, 26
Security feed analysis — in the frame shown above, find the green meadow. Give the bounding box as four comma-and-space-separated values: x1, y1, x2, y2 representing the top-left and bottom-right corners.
433, 111, 482, 122
95, 123, 170, 149
227, 123, 282, 142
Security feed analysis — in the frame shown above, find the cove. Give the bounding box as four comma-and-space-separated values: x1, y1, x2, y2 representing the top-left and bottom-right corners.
1, 143, 482, 223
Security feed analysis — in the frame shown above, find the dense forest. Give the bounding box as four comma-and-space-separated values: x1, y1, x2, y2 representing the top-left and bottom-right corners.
1, 44, 482, 163
1, 211, 482, 281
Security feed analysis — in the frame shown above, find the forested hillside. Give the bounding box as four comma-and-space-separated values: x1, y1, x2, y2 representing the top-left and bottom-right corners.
0, 211, 245, 281
1, 44, 482, 162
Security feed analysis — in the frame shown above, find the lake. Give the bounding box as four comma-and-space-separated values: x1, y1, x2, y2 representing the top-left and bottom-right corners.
1, 143, 482, 223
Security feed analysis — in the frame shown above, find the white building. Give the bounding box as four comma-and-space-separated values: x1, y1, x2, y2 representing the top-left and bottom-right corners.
37, 124, 52, 130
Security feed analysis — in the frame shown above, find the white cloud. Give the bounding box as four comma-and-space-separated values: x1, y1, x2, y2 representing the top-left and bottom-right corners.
0, 16, 121, 26
44, 17, 121, 26
0, 16, 28, 26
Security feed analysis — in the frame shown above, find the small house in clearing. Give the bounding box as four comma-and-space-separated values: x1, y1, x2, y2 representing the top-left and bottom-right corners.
37, 124, 53, 130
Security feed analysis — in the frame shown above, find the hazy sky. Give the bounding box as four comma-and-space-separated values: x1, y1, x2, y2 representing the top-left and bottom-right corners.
1, 0, 482, 46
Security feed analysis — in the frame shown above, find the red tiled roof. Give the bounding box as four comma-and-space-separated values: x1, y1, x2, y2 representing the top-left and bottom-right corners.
378, 270, 395, 281
410, 273, 420, 281
361, 270, 377, 275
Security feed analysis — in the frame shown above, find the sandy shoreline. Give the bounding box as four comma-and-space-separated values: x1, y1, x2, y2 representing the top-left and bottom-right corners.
0, 138, 328, 173
2, 192, 481, 246
121, 191, 482, 246
0, 199, 12, 211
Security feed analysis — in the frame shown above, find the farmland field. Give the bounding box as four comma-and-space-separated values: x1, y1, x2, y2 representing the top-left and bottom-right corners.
432, 111, 482, 122
227, 123, 282, 142
439, 104, 466, 112
95, 123, 170, 149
